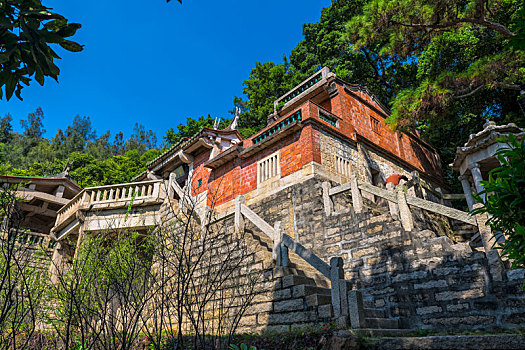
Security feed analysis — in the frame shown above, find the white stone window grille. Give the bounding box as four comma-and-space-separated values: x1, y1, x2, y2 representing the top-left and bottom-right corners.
335, 155, 351, 177
258, 151, 281, 184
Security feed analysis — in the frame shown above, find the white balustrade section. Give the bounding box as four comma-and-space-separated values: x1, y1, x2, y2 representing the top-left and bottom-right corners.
55, 180, 163, 228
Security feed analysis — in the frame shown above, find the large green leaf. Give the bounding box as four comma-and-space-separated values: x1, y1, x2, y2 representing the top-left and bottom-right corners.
59, 40, 84, 52
57, 23, 81, 38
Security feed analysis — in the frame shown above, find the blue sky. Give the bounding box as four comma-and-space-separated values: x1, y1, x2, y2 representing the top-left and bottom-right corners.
2, 0, 331, 142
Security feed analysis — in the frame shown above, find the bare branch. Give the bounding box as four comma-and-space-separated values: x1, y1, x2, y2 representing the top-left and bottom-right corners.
454, 85, 485, 99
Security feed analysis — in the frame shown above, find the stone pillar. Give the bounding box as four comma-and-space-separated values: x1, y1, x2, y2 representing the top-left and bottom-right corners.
350, 173, 363, 214
473, 203, 504, 281
469, 163, 486, 202
50, 242, 63, 285
385, 182, 399, 219
347, 290, 365, 329
459, 174, 476, 211
396, 185, 413, 231
322, 182, 333, 216
330, 257, 348, 326
234, 195, 245, 234
357, 142, 375, 202
273, 221, 282, 266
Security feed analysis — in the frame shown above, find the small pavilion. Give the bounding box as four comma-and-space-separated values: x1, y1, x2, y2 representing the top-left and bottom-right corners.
452, 121, 524, 210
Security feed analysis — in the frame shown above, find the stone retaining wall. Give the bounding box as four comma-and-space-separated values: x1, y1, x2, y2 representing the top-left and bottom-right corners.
240, 175, 525, 330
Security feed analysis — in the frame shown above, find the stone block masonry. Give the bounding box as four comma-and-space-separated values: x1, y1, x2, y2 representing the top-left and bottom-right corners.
237, 175, 525, 331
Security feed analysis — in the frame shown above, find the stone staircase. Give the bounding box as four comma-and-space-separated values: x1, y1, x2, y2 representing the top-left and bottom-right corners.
162, 188, 481, 333
243, 206, 404, 332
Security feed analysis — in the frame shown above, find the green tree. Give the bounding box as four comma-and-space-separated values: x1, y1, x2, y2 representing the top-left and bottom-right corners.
235, 0, 418, 137
0, 0, 83, 100
235, 62, 299, 137
125, 122, 157, 155
52, 115, 96, 158
20, 106, 45, 138
0, 113, 13, 143
346, 0, 524, 129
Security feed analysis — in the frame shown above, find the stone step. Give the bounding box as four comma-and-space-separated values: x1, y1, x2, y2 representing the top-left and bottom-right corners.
292, 284, 332, 298
365, 317, 400, 329
281, 274, 330, 289
305, 293, 332, 307
368, 334, 525, 350
364, 307, 388, 318
278, 267, 330, 285
353, 328, 416, 337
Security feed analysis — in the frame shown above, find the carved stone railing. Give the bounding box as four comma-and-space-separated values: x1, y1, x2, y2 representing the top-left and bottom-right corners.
232, 195, 355, 326
321, 172, 506, 272
55, 191, 85, 228
87, 180, 161, 205
55, 180, 163, 228
8, 228, 51, 250
323, 173, 477, 229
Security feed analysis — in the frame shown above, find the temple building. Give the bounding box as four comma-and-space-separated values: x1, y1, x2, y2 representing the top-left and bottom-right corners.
37, 68, 525, 332
135, 67, 444, 212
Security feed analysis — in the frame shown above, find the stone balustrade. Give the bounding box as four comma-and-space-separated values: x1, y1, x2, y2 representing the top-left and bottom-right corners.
54, 180, 163, 228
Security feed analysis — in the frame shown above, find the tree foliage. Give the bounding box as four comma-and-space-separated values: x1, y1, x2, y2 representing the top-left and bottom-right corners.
0, 0, 83, 100
164, 114, 230, 146
346, 0, 524, 128
235, 0, 420, 136
0, 108, 163, 186
0, 107, 233, 187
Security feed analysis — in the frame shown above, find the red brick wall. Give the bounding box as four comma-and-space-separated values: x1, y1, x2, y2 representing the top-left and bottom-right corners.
336, 84, 442, 176
202, 124, 318, 207
192, 81, 442, 207
191, 149, 212, 197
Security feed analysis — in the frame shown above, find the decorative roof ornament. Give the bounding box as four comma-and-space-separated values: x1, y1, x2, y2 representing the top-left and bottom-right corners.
213, 117, 220, 129
227, 107, 241, 130
59, 159, 71, 178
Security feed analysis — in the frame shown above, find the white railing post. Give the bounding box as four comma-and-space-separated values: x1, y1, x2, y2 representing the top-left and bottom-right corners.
386, 182, 399, 219
152, 182, 160, 199
281, 242, 289, 267
168, 172, 175, 199
396, 185, 413, 231
330, 257, 347, 325
350, 173, 363, 214
273, 221, 282, 266
347, 290, 365, 329
473, 203, 504, 281
234, 195, 245, 234
322, 182, 333, 216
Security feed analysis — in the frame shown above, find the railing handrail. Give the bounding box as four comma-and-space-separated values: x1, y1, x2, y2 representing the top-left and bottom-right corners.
84, 179, 162, 191
235, 196, 332, 279
325, 172, 477, 226
56, 189, 85, 215
281, 233, 331, 278
233, 194, 350, 323
56, 180, 164, 222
